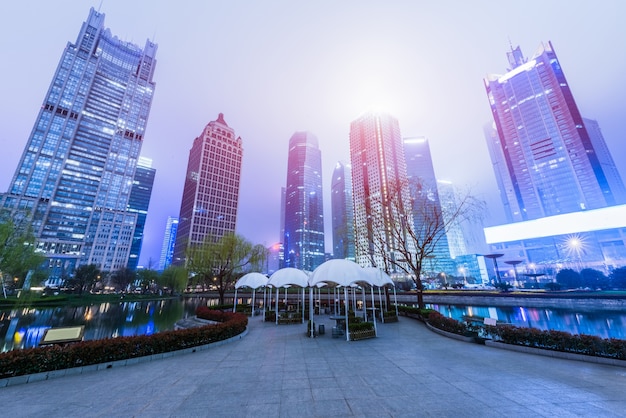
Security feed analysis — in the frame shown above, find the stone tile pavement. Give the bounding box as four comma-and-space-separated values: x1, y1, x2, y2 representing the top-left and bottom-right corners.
2, 315, 625, 417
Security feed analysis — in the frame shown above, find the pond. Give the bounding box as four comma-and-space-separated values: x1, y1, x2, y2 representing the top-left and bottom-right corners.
0, 297, 228, 352
427, 303, 626, 340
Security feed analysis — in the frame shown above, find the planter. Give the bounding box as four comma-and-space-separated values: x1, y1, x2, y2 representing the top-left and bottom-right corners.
383, 316, 399, 323
349, 329, 376, 341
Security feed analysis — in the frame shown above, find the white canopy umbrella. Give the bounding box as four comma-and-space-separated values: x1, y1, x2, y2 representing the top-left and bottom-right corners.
234, 272, 268, 317
363, 267, 399, 321
308, 259, 371, 341
268, 268, 309, 324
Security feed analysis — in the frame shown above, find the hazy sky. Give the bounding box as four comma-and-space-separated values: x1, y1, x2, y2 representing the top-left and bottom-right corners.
1, 1, 625, 267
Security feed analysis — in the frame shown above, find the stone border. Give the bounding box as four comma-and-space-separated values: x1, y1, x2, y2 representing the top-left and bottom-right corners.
0, 328, 248, 388
484, 340, 626, 368
424, 322, 475, 343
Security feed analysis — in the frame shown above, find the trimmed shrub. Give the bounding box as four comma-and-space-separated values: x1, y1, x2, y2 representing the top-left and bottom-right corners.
0, 307, 247, 379
348, 321, 374, 333
426, 311, 469, 335
484, 324, 626, 360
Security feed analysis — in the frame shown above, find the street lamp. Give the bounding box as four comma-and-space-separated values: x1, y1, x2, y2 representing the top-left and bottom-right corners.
504, 260, 522, 287
483, 253, 504, 284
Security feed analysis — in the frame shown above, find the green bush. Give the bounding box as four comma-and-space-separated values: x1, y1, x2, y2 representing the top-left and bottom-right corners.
0, 307, 247, 379
348, 322, 374, 332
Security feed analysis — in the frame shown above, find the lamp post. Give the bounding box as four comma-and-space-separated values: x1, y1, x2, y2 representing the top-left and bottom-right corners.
504, 260, 522, 288
483, 253, 504, 285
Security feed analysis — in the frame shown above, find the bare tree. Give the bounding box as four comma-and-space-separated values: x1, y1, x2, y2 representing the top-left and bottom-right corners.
186, 233, 268, 305
364, 178, 485, 309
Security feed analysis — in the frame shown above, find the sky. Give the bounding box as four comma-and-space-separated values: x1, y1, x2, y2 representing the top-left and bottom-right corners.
1, 1, 625, 267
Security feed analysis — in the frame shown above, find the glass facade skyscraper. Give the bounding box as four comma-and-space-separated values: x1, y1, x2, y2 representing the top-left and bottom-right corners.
158, 216, 179, 271
349, 111, 414, 268
173, 114, 243, 265
1, 8, 157, 283
127, 157, 156, 270
331, 161, 355, 261
484, 42, 626, 222
283, 131, 325, 271
403, 137, 455, 275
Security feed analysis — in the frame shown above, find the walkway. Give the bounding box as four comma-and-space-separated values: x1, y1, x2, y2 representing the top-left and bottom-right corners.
2, 315, 625, 417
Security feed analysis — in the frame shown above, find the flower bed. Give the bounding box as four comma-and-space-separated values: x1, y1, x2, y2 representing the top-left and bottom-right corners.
0, 307, 247, 379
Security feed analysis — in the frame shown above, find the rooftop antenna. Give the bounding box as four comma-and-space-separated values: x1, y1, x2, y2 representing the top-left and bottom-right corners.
98, 0, 104, 12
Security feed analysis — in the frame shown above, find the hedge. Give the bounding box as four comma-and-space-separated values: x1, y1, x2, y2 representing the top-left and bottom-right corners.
484, 324, 626, 360
0, 307, 247, 379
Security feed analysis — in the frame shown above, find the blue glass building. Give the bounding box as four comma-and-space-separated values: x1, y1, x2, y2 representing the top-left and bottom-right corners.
127, 157, 156, 270
484, 42, 626, 222
331, 161, 355, 261
158, 217, 179, 271
1, 8, 157, 284
283, 132, 325, 271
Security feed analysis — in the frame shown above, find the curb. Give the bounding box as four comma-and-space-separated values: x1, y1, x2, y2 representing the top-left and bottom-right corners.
0, 328, 248, 388
484, 340, 626, 368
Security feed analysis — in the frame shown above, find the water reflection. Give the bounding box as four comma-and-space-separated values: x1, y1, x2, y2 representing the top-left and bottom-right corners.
0, 297, 224, 352
428, 304, 626, 339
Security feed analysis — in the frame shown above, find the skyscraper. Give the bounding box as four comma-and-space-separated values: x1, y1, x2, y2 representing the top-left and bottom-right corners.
283, 131, 325, 271
158, 216, 179, 271
1, 8, 157, 282
403, 137, 454, 274
349, 111, 413, 268
173, 113, 243, 265
127, 157, 156, 270
484, 42, 626, 222
331, 161, 355, 261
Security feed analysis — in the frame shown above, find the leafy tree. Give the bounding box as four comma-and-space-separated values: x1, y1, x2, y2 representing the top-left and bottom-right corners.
67, 264, 101, 295
555, 268, 582, 289
110, 268, 136, 292
136, 268, 159, 293
158, 266, 188, 295
357, 178, 484, 309
0, 210, 46, 297
186, 233, 268, 304
610, 267, 626, 289
580, 268, 608, 290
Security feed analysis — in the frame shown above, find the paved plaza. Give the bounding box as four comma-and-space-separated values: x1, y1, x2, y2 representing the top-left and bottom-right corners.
2, 315, 626, 417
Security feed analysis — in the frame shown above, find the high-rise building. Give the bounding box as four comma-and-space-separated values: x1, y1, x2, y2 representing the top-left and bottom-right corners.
158, 216, 179, 271
282, 131, 325, 271
403, 137, 454, 274
127, 157, 156, 270
484, 42, 626, 223
173, 114, 243, 265
349, 111, 414, 268
1, 8, 157, 283
331, 161, 355, 261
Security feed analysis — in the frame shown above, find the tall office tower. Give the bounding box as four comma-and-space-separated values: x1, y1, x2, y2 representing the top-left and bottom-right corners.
349, 111, 414, 268
173, 114, 243, 265
283, 132, 325, 271
331, 161, 355, 261
484, 42, 626, 222
436, 180, 469, 258
403, 137, 454, 274
158, 217, 179, 271
1, 8, 157, 282
127, 157, 156, 270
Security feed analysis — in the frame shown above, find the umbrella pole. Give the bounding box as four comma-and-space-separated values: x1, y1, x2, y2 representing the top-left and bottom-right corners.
371, 287, 378, 336
344, 286, 350, 342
